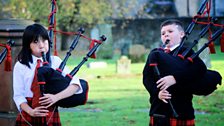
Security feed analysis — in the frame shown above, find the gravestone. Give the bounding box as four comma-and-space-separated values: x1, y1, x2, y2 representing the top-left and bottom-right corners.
129, 44, 146, 57
95, 24, 113, 59
87, 61, 108, 69
197, 38, 211, 68
129, 44, 146, 63
116, 56, 131, 74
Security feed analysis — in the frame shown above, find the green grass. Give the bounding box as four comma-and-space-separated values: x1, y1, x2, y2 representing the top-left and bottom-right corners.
192, 49, 224, 126
59, 49, 224, 126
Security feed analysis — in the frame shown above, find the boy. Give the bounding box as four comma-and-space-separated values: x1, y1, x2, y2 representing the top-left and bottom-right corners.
143, 19, 206, 126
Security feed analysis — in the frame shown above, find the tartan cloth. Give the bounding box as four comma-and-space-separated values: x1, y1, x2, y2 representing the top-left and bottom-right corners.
15, 98, 61, 126
149, 116, 195, 126
31, 59, 41, 108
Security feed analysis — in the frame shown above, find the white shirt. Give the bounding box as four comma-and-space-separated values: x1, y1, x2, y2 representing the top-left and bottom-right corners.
13, 55, 82, 111
165, 44, 180, 51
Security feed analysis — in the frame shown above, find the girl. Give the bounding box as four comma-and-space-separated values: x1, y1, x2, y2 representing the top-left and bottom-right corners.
13, 24, 82, 126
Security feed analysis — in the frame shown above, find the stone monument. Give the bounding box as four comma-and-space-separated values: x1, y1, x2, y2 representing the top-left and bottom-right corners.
116, 56, 131, 74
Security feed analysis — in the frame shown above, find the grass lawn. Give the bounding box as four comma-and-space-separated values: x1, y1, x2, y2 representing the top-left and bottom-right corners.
59, 49, 224, 126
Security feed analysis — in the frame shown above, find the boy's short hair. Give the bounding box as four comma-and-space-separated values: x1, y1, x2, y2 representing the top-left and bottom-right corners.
160, 19, 184, 32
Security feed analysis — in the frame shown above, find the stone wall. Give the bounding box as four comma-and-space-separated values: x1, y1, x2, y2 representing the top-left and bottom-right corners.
112, 17, 224, 56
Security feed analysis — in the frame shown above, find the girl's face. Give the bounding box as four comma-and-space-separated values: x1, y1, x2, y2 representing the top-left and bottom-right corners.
161, 24, 185, 48
30, 37, 49, 57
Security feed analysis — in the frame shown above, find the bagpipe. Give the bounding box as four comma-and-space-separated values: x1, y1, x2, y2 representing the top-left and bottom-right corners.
147, 0, 223, 117
42, 1, 107, 108
149, 26, 223, 95
37, 29, 107, 108
148, 27, 223, 118
0, 40, 14, 71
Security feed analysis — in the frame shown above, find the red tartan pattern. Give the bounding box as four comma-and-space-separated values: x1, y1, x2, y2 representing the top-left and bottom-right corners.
31, 59, 41, 108
149, 116, 195, 126
15, 98, 61, 126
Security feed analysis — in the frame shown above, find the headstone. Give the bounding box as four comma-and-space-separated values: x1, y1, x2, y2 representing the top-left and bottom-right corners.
87, 61, 107, 69
197, 38, 211, 68
116, 56, 131, 74
129, 44, 146, 57
114, 30, 133, 56
129, 44, 146, 63
96, 24, 113, 59
91, 27, 100, 40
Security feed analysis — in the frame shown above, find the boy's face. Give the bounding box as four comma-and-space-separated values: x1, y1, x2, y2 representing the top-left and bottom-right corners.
161, 24, 185, 48
30, 37, 49, 57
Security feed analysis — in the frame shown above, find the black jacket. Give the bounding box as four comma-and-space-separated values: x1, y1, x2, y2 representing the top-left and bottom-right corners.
142, 47, 207, 119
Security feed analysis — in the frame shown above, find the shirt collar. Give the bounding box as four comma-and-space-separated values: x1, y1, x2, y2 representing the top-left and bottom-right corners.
31, 55, 43, 64
165, 44, 180, 51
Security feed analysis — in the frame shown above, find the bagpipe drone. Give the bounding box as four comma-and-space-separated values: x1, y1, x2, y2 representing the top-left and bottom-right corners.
37, 28, 107, 108
146, 0, 223, 118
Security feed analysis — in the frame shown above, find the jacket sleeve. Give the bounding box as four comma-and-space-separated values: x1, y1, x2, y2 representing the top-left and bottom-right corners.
143, 54, 159, 95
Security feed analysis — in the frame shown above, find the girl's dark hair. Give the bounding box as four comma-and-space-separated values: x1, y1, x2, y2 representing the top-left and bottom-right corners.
18, 23, 51, 68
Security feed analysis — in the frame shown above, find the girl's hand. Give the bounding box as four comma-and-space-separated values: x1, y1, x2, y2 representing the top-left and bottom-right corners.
39, 94, 59, 108
158, 90, 171, 103
156, 75, 176, 90
29, 106, 48, 117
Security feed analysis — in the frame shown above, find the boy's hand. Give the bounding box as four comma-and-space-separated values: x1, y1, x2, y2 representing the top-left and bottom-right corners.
156, 75, 176, 90
158, 89, 171, 103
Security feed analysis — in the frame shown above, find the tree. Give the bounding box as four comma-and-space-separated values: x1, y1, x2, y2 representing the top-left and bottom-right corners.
1, 0, 112, 50
1, 0, 49, 21
56, 0, 112, 50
